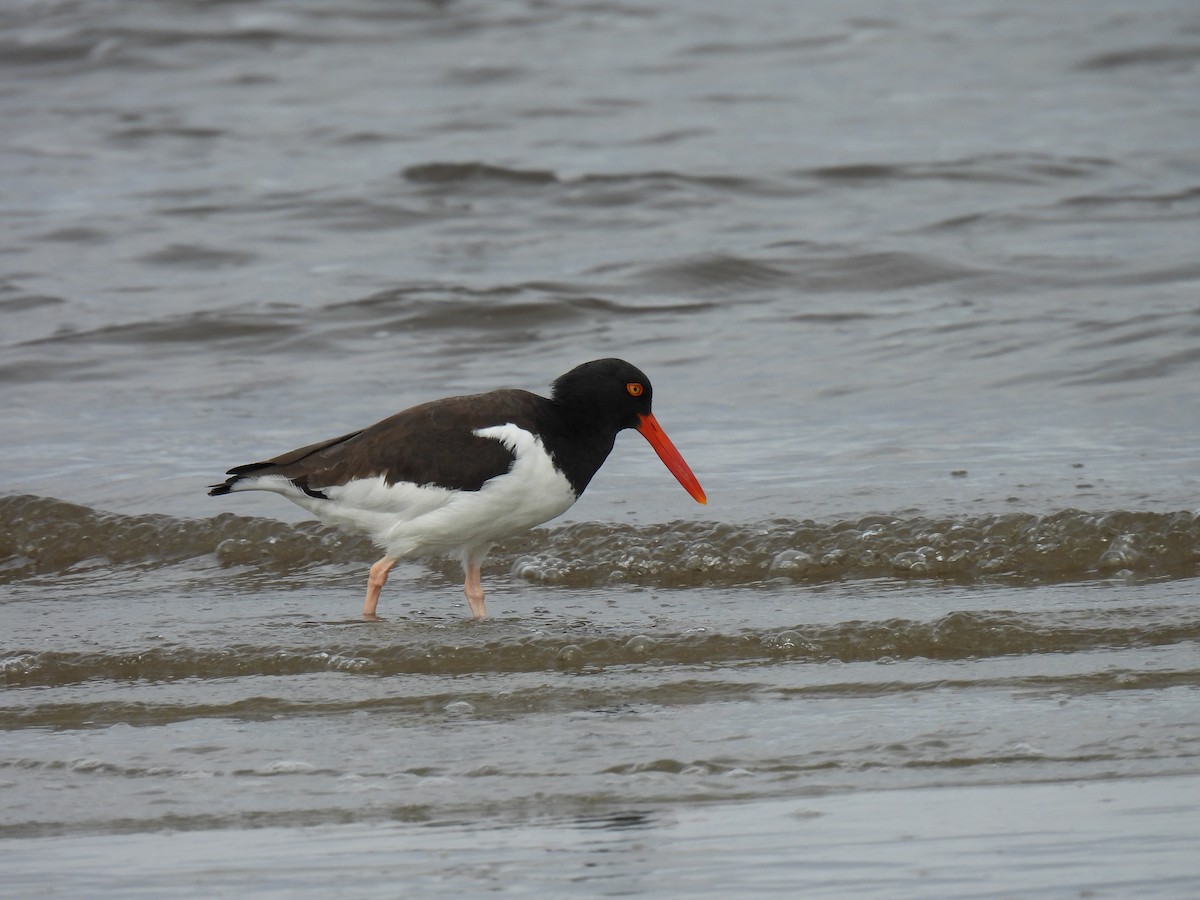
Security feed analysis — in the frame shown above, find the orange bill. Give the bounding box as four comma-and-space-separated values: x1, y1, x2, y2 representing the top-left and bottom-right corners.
636, 413, 707, 505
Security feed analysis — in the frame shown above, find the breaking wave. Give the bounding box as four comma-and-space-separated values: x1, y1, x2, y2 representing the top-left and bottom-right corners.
3, 494, 1197, 588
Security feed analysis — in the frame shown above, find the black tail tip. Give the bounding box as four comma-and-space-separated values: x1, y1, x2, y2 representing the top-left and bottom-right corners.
208, 481, 234, 496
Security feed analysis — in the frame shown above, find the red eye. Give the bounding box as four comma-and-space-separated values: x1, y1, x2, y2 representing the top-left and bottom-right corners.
626, 382, 644, 397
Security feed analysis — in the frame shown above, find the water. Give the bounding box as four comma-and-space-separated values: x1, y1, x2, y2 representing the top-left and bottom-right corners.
3, 0, 1200, 895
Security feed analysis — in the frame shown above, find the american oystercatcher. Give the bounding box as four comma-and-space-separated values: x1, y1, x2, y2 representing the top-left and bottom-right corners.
209, 358, 706, 619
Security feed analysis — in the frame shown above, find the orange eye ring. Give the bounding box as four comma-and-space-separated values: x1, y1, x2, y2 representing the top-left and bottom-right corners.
626, 382, 644, 397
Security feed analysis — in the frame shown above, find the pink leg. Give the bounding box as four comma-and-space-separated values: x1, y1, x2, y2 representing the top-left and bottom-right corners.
363, 557, 397, 620
463, 557, 487, 619
462, 545, 493, 619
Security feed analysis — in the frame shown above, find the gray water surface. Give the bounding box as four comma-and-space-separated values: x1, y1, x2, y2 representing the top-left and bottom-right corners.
3, 1, 1199, 895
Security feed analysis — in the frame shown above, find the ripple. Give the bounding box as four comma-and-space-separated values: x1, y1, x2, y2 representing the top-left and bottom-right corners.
2, 496, 1197, 590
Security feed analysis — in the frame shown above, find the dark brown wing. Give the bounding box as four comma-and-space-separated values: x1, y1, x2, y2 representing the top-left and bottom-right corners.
209, 389, 550, 496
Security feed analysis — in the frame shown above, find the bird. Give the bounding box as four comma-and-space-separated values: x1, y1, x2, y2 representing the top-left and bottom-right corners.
209, 358, 706, 619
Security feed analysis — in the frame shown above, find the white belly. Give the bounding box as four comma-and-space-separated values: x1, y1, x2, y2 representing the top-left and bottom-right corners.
290, 423, 578, 563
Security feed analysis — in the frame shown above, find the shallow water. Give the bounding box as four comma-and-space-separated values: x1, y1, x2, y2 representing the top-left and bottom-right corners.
3, 0, 1200, 895
4, 776, 1200, 898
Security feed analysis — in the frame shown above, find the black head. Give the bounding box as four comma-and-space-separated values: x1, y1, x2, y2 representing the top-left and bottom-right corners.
546, 358, 707, 505
550, 358, 653, 432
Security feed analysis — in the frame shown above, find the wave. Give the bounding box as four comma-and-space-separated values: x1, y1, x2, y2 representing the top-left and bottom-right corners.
403, 162, 558, 186
637, 250, 982, 295
1076, 43, 1200, 71
6, 280, 718, 354
802, 153, 1113, 186
7, 605, 1200, 693
3, 494, 1197, 589
402, 162, 770, 195
400, 153, 1115, 194
0, 495, 373, 579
